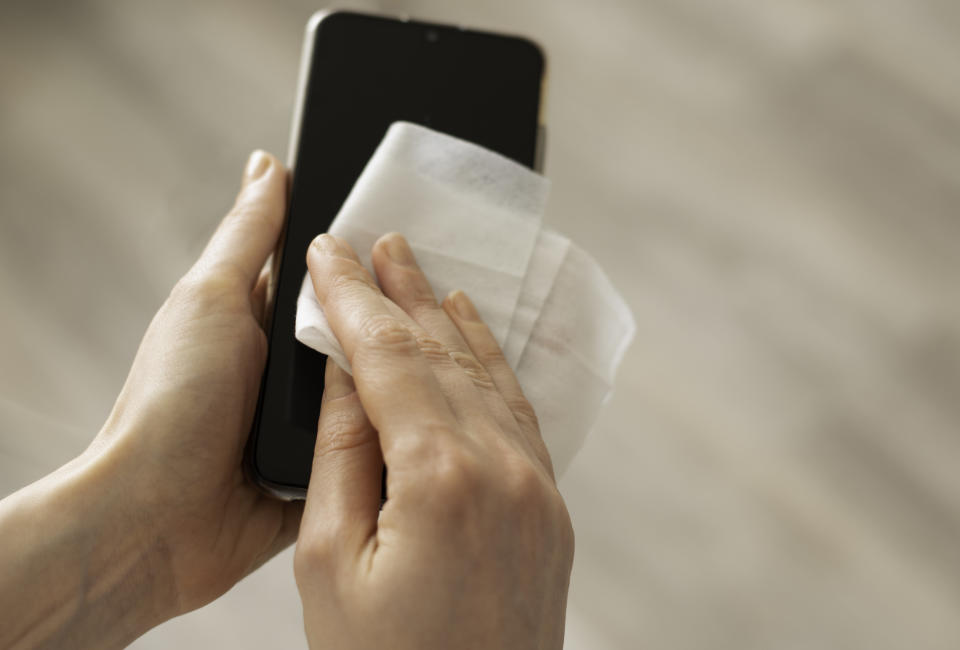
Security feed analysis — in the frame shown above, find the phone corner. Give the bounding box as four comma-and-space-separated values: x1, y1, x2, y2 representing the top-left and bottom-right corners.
517, 35, 549, 77
242, 438, 306, 502
305, 9, 334, 35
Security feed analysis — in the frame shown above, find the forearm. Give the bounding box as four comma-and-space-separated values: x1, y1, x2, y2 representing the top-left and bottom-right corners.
0, 451, 176, 649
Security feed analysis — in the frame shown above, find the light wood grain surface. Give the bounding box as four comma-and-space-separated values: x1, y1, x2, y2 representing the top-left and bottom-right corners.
2, 1, 959, 648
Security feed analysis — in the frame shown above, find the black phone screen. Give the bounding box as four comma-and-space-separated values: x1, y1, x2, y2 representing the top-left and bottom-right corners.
247, 11, 545, 496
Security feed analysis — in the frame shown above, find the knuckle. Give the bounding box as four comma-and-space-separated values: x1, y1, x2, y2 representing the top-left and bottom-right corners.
226, 198, 273, 232
503, 460, 551, 506
358, 314, 417, 352
386, 422, 448, 466
400, 281, 439, 313
326, 264, 373, 295
316, 398, 372, 455
507, 396, 541, 430
293, 539, 334, 585
499, 457, 573, 551
421, 444, 485, 508
413, 333, 452, 365
171, 269, 244, 310
380, 261, 433, 300
447, 350, 496, 390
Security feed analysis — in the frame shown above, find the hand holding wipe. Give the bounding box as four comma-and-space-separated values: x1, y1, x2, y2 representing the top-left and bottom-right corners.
296, 122, 635, 475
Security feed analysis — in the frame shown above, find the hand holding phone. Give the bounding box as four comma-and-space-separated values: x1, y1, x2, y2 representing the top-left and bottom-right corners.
0, 151, 307, 649
294, 232, 573, 650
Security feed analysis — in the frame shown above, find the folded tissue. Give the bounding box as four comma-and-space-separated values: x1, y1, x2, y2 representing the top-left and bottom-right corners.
295, 122, 634, 475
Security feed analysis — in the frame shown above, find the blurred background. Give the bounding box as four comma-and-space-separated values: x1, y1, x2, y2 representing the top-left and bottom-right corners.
2, 0, 960, 648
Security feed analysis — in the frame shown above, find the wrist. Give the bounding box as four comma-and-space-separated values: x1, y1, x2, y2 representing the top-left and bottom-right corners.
0, 447, 179, 648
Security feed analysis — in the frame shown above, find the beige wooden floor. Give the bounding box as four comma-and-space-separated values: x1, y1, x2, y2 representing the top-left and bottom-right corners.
2, 1, 960, 648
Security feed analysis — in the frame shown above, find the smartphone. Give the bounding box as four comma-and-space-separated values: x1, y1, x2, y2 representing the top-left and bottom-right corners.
244, 10, 547, 499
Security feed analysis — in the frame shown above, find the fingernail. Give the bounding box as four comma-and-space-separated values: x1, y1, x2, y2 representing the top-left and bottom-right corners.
383, 233, 416, 266
311, 233, 342, 257
448, 290, 479, 321
244, 150, 271, 182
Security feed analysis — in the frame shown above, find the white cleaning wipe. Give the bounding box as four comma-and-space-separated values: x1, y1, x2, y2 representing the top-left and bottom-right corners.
501, 229, 570, 368
294, 121, 546, 374
514, 244, 636, 469
295, 122, 634, 474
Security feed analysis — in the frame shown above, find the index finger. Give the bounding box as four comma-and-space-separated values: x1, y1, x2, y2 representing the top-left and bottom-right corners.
306, 234, 458, 463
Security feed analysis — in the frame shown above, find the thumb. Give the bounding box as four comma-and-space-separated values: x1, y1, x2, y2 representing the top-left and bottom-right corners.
196, 150, 286, 290
300, 358, 383, 560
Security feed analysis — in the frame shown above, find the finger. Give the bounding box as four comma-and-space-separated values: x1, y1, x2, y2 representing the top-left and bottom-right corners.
371, 233, 472, 355
301, 359, 382, 559
372, 233, 519, 434
329, 234, 440, 335
198, 150, 286, 289
306, 234, 459, 462
443, 289, 556, 479
324, 234, 494, 441
250, 262, 270, 326
328, 235, 423, 328
357, 233, 496, 434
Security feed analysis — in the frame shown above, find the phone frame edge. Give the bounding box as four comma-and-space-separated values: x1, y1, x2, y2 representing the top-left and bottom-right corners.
243, 11, 337, 502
